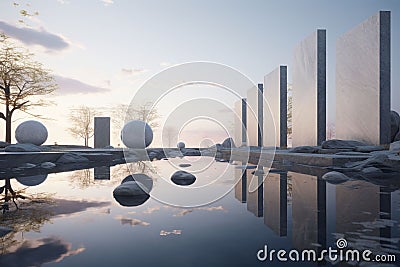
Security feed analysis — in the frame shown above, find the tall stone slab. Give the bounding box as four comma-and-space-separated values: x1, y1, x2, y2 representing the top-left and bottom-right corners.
336, 11, 391, 145
264, 172, 287, 236
292, 29, 326, 147
234, 98, 247, 147
94, 117, 110, 148
264, 66, 288, 148
247, 84, 264, 147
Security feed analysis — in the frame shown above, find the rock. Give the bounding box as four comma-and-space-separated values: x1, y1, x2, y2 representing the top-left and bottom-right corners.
177, 142, 185, 149
321, 139, 367, 149
16, 174, 48, 186
389, 141, 400, 152
121, 120, 153, 149
56, 153, 89, 163
354, 146, 386, 153
113, 194, 150, 207
113, 181, 149, 196
391, 111, 400, 142
221, 137, 236, 149
5, 143, 41, 152
40, 162, 56, 169
121, 174, 153, 193
15, 120, 48, 146
178, 163, 191, 168
20, 163, 36, 169
0, 226, 12, 238
361, 167, 383, 174
344, 154, 389, 170
171, 171, 196, 186
103, 145, 114, 149
182, 149, 201, 156
289, 146, 319, 153
395, 131, 400, 142
0, 141, 10, 148
322, 171, 350, 184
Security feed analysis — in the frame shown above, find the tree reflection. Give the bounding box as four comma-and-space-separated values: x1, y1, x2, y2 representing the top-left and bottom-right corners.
68, 169, 93, 189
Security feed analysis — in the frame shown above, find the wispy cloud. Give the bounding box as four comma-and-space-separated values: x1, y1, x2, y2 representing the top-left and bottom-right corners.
143, 206, 160, 214
115, 215, 150, 227
160, 230, 182, 236
160, 62, 171, 67
0, 21, 70, 51
121, 68, 148, 76
173, 205, 225, 217
101, 0, 114, 6
54, 75, 110, 95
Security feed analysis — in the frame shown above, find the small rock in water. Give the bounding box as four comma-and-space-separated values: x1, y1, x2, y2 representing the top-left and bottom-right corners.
113, 181, 149, 196
0, 141, 10, 148
289, 146, 319, 153
322, 171, 350, 184
178, 163, 192, 168
321, 139, 367, 149
41, 162, 56, 169
121, 174, 153, 193
5, 143, 41, 152
171, 171, 196, 186
361, 167, 383, 174
20, 163, 36, 169
56, 153, 89, 164
354, 146, 386, 153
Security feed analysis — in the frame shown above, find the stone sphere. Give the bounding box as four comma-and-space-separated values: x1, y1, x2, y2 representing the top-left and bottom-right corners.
121, 120, 153, 148
15, 120, 48, 146
177, 142, 185, 149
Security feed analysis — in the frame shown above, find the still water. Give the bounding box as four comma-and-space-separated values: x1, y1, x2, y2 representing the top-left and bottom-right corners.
0, 156, 399, 267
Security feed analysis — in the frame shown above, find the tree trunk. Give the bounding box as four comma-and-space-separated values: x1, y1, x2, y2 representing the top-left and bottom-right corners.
5, 116, 11, 143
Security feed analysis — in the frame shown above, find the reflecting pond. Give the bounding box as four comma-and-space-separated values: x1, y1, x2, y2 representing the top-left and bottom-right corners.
1, 156, 400, 266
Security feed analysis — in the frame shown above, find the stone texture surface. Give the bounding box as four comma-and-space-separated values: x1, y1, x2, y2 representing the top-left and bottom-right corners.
292, 30, 326, 146
94, 117, 110, 148
391, 111, 400, 142
336, 11, 391, 145
246, 85, 263, 147
56, 153, 89, 163
171, 170, 196, 186
322, 171, 350, 184
5, 143, 41, 152
121, 120, 153, 148
16, 174, 48, 186
321, 139, 367, 149
222, 137, 236, 149
15, 120, 48, 146
264, 66, 287, 148
113, 181, 148, 196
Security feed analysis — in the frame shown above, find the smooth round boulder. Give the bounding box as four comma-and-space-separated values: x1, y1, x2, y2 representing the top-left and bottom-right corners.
16, 174, 48, 186
113, 180, 150, 207
171, 171, 196, 186
321, 171, 349, 184
121, 120, 153, 148
121, 174, 153, 193
15, 120, 48, 146
221, 137, 236, 149
177, 142, 185, 149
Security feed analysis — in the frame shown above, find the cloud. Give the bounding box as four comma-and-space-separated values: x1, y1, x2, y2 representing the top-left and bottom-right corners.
54, 75, 111, 95
160, 62, 171, 67
0, 237, 85, 267
143, 206, 160, 214
0, 21, 70, 51
101, 0, 114, 6
160, 230, 182, 236
173, 205, 225, 217
121, 68, 148, 76
114, 215, 150, 227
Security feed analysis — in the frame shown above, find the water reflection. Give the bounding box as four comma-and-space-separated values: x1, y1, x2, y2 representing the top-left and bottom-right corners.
264, 172, 287, 236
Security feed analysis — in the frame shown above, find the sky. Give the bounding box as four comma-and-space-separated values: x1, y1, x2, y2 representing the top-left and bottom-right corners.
0, 0, 399, 147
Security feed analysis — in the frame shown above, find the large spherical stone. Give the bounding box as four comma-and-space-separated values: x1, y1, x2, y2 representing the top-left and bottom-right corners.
15, 120, 48, 145
16, 174, 48, 186
177, 142, 185, 149
121, 120, 153, 148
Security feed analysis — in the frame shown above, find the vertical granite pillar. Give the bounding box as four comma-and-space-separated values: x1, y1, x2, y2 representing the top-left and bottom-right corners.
264, 172, 287, 236
94, 117, 110, 148
247, 85, 263, 147
264, 66, 288, 148
336, 11, 391, 145
292, 29, 326, 146
234, 98, 248, 147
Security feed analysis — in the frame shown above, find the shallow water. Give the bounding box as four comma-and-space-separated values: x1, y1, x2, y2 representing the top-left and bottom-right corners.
0, 157, 399, 267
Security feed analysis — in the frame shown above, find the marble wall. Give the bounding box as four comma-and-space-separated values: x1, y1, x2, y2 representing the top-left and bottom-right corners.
94, 117, 110, 148
336, 11, 391, 145
264, 66, 287, 148
292, 29, 326, 147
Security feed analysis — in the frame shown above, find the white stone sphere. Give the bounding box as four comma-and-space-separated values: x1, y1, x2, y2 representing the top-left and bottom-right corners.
121, 120, 153, 148
15, 120, 48, 145
177, 141, 185, 149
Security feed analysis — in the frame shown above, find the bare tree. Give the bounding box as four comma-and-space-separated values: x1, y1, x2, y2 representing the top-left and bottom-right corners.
68, 106, 99, 146
112, 102, 160, 130
0, 34, 57, 142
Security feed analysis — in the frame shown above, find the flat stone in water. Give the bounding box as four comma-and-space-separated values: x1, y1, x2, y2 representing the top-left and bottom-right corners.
289, 146, 319, 153
178, 163, 192, 168
171, 171, 196, 186
5, 143, 41, 152
321, 139, 367, 149
113, 181, 148, 196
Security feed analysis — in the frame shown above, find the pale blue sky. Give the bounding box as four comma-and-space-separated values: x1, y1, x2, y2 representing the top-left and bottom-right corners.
0, 0, 399, 145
